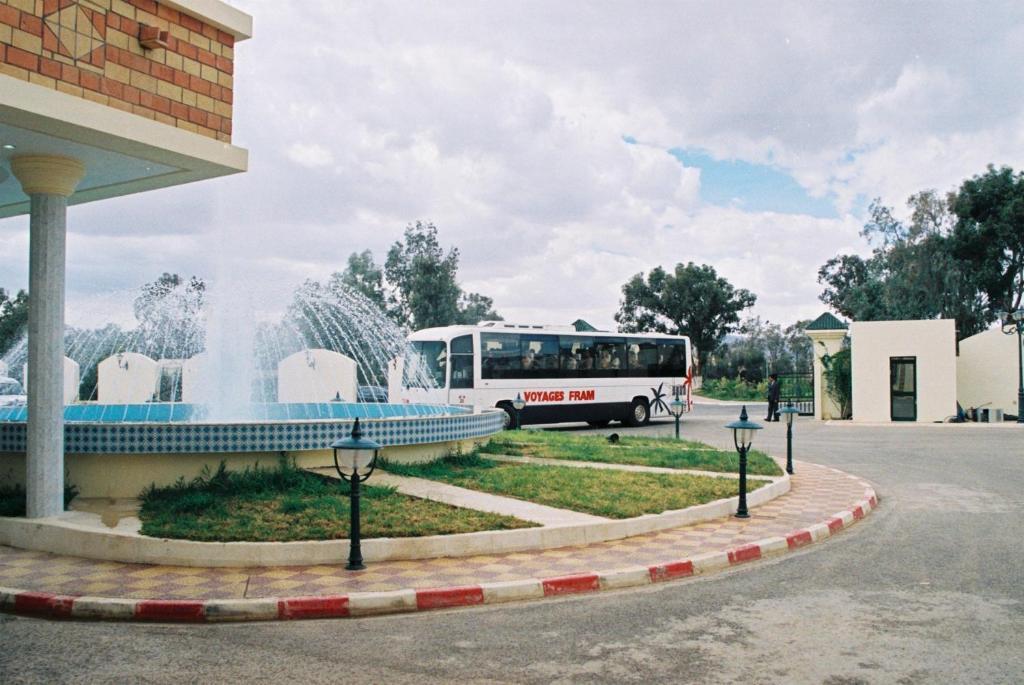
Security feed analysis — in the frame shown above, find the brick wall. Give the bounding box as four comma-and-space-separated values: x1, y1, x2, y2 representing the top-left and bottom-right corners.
0, 0, 235, 142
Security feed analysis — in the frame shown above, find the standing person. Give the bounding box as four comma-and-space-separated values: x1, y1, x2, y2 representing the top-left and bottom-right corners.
766, 373, 781, 422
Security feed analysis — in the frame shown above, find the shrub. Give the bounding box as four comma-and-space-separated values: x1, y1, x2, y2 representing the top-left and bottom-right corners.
0, 482, 80, 517
699, 376, 768, 401
820, 346, 852, 419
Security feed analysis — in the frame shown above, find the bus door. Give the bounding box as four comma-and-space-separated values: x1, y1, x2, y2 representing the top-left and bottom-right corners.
448, 334, 474, 406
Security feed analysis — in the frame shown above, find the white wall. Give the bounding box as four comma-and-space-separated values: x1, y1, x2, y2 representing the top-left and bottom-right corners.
957, 327, 1019, 417
850, 320, 957, 423
23, 356, 80, 404
278, 349, 358, 403
97, 353, 159, 403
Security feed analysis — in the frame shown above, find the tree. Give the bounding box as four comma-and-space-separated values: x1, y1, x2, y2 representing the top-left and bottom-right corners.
950, 165, 1024, 314
337, 249, 386, 309
385, 221, 462, 328
384, 221, 501, 329
818, 193, 990, 339
614, 262, 756, 366
456, 292, 501, 325
0, 288, 29, 358
132, 273, 206, 359
701, 317, 814, 381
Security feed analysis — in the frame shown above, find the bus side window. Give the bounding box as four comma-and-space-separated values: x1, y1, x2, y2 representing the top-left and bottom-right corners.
656, 342, 676, 376
572, 337, 597, 378
559, 337, 580, 378
666, 340, 686, 375
520, 334, 559, 379
632, 340, 658, 377
481, 333, 520, 380
593, 338, 625, 377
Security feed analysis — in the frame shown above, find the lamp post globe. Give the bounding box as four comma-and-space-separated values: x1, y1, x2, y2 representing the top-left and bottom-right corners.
999, 309, 1024, 424
778, 402, 799, 475
511, 393, 526, 430
669, 395, 685, 440
331, 417, 381, 570
724, 405, 762, 518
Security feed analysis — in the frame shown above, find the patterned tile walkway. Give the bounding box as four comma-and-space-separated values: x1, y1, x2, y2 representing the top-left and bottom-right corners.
0, 461, 870, 600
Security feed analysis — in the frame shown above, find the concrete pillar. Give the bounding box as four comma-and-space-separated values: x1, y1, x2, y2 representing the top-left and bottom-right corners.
11, 156, 85, 518
806, 329, 847, 421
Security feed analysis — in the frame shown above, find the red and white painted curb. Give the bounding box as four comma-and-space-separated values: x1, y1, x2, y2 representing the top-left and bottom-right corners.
0, 488, 878, 623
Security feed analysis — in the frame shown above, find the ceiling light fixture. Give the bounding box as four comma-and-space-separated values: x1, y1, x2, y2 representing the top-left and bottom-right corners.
1, 144, 15, 150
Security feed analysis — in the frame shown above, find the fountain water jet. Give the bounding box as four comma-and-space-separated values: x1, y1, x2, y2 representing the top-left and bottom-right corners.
0, 280, 503, 498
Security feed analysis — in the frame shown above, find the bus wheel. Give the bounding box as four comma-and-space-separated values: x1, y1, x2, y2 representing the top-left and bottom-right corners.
498, 403, 515, 429
625, 398, 650, 427
587, 419, 611, 428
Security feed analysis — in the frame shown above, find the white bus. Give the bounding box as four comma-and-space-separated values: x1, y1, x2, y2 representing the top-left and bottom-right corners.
390, 322, 694, 428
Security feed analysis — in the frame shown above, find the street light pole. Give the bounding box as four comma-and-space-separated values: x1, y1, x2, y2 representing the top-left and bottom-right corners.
1017, 323, 1024, 424
669, 394, 684, 440
331, 417, 381, 570
997, 309, 1024, 424
725, 405, 762, 519
779, 401, 799, 475
512, 393, 526, 430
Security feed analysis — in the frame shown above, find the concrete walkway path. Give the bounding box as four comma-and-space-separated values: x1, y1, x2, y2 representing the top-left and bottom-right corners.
484, 453, 777, 481
307, 467, 609, 526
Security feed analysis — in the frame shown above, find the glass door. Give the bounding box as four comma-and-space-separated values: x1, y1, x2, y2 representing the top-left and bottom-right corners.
890, 357, 917, 421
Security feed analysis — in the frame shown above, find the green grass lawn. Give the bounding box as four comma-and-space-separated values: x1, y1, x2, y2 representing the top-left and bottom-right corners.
479, 430, 783, 477
384, 453, 764, 519
138, 458, 536, 542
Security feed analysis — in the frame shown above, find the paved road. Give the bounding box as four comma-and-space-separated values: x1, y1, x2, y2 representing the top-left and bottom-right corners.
2, 404, 1023, 684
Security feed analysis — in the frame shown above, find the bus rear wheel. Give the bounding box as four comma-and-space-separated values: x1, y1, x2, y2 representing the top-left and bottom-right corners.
498, 403, 516, 429
625, 398, 650, 427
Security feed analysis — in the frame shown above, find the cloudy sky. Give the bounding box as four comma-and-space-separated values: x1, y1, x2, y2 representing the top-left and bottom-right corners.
3, 0, 1024, 331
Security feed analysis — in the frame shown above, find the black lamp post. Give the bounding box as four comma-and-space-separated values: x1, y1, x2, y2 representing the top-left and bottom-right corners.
725, 405, 762, 518
668, 394, 685, 440
331, 417, 380, 570
512, 392, 526, 430
997, 309, 1024, 424
778, 401, 799, 475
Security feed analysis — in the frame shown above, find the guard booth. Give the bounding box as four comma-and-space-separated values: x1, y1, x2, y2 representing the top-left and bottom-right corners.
850, 320, 956, 423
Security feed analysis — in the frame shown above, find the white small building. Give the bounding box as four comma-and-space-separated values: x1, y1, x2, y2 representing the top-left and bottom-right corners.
957, 328, 1019, 419
808, 312, 1019, 423
850, 320, 957, 423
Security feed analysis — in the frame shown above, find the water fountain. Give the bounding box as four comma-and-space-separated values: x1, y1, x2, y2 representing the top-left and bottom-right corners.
0, 281, 503, 498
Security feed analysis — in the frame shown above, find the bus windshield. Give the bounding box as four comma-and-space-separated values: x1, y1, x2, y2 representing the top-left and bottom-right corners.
405, 340, 447, 388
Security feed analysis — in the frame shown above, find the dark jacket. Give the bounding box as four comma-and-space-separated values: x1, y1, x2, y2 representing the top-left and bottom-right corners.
767, 379, 781, 402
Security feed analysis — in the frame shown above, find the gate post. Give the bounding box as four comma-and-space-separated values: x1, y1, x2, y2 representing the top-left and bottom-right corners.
805, 314, 849, 421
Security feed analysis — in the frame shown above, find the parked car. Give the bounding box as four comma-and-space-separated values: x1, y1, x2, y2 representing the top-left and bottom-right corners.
0, 377, 27, 407
357, 385, 388, 403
